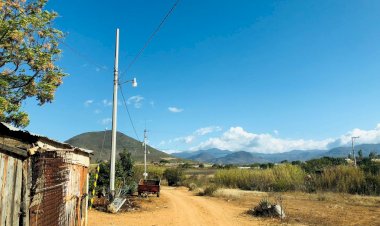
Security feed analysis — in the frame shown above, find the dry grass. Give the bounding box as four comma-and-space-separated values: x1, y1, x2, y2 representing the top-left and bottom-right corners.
212, 188, 380, 225
214, 164, 306, 191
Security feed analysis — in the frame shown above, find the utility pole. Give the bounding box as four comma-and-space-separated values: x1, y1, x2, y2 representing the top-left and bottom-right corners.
143, 129, 148, 180
110, 28, 119, 200
351, 136, 359, 167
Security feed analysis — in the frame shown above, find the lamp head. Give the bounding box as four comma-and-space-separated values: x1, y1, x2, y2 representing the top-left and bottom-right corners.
132, 77, 137, 87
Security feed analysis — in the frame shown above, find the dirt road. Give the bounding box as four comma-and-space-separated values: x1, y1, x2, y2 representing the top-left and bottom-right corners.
88, 187, 263, 226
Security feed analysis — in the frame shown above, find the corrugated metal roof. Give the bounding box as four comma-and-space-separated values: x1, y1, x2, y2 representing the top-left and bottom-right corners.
0, 122, 93, 154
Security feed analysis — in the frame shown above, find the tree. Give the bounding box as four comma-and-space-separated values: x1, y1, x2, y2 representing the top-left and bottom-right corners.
358, 149, 363, 159
119, 149, 134, 177
0, 0, 66, 127
117, 149, 136, 195
369, 151, 377, 159
163, 168, 184, 186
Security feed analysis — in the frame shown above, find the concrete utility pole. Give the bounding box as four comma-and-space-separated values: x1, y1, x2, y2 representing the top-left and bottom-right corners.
351, 136, 359, 167
110, 28, 119, 200
143, 129, 148, 180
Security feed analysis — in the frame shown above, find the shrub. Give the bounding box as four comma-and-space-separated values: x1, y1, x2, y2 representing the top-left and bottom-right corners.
188, 183, 198, 191
363, 174, 380, 195
164, 168, 185, 186
199, 184, 219, 196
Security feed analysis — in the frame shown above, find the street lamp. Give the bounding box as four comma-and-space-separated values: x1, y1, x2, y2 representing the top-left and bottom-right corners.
119, 77, 138, 87
110, 28, 139, 200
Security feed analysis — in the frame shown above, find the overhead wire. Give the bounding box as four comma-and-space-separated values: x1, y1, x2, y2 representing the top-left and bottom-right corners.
58, 40, 109, 71
119, 0, 180, 80
118, 84, 141, 142
58, 0, 181, 145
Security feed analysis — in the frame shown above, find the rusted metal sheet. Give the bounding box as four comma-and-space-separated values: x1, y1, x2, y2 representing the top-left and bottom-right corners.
0, 151, 23, 226
29, 151, 89, 226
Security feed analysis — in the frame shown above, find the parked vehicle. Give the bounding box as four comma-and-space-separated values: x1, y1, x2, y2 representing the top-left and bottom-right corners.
138, 179, 161, 197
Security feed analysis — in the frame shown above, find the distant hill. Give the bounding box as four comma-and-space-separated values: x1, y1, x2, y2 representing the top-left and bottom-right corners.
175, 144, 380, 164
254, 149, 327, 162
323, 144, 380, 158
172, 148, 232, 162
211, 151, 267, 164
65, 130, 173, 163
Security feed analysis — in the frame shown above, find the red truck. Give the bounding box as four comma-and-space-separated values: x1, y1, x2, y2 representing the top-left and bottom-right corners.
138, 179, 161, 197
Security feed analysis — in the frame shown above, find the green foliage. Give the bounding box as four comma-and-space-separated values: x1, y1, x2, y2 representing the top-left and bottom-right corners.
291, 160, 302, 165
358, 149, 363, 159
133, 165, 165, 182
159, 159, 170, 164
180, 162, 191, 168
359, 158, 380, 175
369, 151, 377, 159
90, 150, 137, 196
260, 163, 274, 169
0, 0, 66, 127
119, 150, 134, 177
163, 168, 185, 186
97, 161, 110, 190
302, 157, 346, 173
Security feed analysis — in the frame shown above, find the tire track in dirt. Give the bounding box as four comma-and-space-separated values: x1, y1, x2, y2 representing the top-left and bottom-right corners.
89, 186, 256, 226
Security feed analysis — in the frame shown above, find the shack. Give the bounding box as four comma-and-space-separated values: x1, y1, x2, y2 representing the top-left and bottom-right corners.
0, 122, 92, 226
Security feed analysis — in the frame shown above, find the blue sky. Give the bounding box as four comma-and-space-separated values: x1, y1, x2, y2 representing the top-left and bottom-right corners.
24, 0, 380, 153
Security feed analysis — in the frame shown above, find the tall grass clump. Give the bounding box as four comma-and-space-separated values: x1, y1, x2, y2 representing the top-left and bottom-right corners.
317, 165, 365, 194
214, 164, 305, 192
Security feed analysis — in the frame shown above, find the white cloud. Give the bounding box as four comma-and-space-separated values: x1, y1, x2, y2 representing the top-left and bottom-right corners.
326, 124, 380, 149
158, 140, 166, 146
194, 126, 222, 136
168, 107, 183, 113
192, 124, 380, 153
95, 66, 107, 72
94, 109, 101, 114
273, 130, 279, 135
102, 99, 112, 107
150, 101, 155, 108
192, 127, 332, 153
160, 126, 221, 146
84, 100, 94, 107
161, 149, 182, 154
127, 95, 144, 109
174, 135, 195, 144
101, 118, 112, 125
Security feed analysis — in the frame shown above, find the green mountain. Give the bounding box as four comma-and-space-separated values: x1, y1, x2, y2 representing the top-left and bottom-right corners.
65, 130, 173, 163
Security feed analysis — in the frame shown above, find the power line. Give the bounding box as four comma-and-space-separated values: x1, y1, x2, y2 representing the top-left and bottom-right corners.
120, 0, 180, 79
59, 40, 108, 71
118, 84, 141, 142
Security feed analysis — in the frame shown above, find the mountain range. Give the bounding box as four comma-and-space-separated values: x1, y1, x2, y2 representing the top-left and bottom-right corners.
65, 130, 173, 163
172, 144, 380, 164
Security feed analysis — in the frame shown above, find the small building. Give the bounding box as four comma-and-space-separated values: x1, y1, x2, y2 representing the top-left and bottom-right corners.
0, 122, 92, 226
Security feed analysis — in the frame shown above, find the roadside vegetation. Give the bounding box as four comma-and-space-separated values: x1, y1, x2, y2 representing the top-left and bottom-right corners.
214, 156, 380, 195
90, 153, 380, 197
